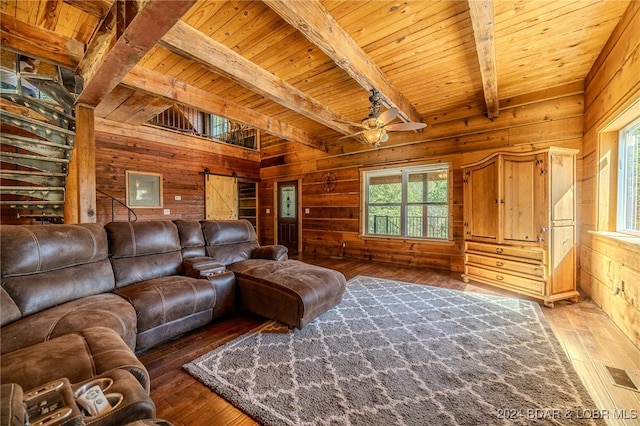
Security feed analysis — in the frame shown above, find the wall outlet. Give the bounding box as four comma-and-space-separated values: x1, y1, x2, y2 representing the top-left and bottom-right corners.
305, 208, 310, 214
174, 195, 181, 201
163, 209, 170, 215
266, 208, 271, 214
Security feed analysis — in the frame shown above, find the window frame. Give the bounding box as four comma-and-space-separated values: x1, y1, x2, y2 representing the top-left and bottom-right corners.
360, 163, 452, 241
617, 117, 640, 236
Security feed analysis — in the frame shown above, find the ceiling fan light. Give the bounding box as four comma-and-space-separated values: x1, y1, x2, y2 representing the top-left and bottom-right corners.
362, 128, 388, 146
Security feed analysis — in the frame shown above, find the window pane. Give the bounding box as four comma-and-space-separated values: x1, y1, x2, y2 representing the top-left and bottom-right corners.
368, 206, 401, 235
368, 173, 402, 204
427, 205, 449, 239
620, 120, 640, 232
427, 173, 448, 203
407, 205, 424, 237
407, 173, 427, 203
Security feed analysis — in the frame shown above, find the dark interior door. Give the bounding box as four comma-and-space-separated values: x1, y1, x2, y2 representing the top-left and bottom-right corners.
277, 181, 298, 254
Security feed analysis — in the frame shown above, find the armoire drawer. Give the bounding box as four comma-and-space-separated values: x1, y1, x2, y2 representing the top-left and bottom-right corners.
465, 265, 545, 296
465, 242, 544, 263
465, 253, 545, 279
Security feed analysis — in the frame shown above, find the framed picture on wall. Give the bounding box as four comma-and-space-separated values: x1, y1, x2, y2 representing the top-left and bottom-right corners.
126, 171, 163, 208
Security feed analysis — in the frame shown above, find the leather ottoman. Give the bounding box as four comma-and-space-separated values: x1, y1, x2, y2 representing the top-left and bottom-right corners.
227, 259, 347, 329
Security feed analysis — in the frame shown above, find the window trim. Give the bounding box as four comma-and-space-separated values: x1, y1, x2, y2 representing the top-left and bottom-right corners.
360, 162, 453, 242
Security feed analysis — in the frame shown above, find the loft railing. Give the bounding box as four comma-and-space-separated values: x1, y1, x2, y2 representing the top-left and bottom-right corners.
371, 215, 448, 239
97, 189, 137, 222
148, 105, 257, 149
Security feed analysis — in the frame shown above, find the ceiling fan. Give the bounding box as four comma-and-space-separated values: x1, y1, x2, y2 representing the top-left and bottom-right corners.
343, 89, 426, 147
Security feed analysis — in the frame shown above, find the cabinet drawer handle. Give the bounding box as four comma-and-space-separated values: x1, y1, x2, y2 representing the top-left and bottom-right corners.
495, 248, 503, 254
496, 275, 504, 281
495, 261, 504, 267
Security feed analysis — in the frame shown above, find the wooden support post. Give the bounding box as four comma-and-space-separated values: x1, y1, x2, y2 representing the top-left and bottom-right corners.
64, 105, 97, 223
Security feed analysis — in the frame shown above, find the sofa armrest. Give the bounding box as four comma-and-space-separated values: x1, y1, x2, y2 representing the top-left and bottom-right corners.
183, 257, 226, 278
251, 245, 288, 261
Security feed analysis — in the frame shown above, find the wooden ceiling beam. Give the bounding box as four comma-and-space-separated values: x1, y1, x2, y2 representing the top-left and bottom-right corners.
0, 12, 84, 69
160, 20, 357, 136
468, 0, 499, 119
121, 65, 325, 150
76, 0, 197, 107
264, 0, 422, 125
63, 0, 114, 19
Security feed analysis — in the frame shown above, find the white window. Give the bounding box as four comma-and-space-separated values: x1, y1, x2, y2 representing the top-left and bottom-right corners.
618, 118, 640, 235
210, 114, 228, 139
363, 164, 450, 240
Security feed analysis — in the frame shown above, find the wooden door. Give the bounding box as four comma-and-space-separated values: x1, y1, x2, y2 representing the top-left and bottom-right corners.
464, 158, 499, 242
277, 181, 298, 254
502, 154, 540, 244
205, 175, 237, 220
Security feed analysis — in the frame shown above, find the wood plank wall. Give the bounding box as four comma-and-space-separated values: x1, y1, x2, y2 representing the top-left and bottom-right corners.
259, 83, 584, 274
94, 119, 260, 224
580, 2, 639, 349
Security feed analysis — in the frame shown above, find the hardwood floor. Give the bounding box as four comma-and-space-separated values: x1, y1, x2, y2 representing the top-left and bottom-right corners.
138, 256, 640, 426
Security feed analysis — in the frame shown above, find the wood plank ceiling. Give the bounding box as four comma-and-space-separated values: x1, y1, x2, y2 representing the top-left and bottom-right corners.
0, 0, 631, 151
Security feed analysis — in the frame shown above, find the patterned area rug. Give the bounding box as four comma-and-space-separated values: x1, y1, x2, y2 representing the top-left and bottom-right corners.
184, 276, 603, 425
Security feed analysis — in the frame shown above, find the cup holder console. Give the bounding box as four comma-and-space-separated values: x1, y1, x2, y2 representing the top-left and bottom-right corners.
74, 377, 113, 396
72, 370, 155, 426
19, 370, 154, 426
74, 378, 124, 417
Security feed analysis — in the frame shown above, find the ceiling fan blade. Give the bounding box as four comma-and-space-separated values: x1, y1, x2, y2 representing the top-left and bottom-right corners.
334, 118, 369, 129
376, 107, 398, 126
384, 122, 427, 132
337, 131, 365, 140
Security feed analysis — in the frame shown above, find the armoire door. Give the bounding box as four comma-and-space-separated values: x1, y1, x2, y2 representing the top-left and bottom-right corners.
502, 153, 542, 244
464, 157, 499, 242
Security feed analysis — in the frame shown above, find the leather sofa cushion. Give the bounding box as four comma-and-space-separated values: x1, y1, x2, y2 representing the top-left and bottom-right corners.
1, 224, 116, 326
201, 220, 259, 265
114, 276, 215, 333
0, 293, 137, 355
174, 220, 206, 258
106, 221, 185, 287
1, 288, 21, 327
0, 327, 150, 392
1, 224, 108, 276
2, 259, 116, 324
106, 221, 181, 258
111, 252, 183, 288
0, 383, 23, 426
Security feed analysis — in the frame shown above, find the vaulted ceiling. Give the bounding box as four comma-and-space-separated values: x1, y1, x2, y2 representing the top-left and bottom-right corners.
0, 0, 631, 151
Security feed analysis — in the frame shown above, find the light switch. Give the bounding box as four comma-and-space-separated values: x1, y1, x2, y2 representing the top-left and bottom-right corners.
266, 208, 271, 214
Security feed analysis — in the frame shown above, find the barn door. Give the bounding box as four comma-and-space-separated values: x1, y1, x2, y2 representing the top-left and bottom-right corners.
205, 175, 238, 220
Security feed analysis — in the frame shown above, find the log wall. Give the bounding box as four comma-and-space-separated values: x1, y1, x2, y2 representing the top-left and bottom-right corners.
259, 84, 584, 273
94, 119, 260, 224
581, 2, 640, 348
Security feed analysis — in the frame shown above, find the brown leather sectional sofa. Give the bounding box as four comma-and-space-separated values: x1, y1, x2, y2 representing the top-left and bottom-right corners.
0, 219, 346, 426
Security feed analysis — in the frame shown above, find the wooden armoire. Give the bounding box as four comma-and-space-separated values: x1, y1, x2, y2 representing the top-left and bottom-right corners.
461, 147, 579, 307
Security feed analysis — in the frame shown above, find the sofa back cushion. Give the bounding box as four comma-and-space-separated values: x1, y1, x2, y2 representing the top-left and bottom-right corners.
105, 221, 183, 288
0, 224, 115, 326
201, 220, 260, 266
174, 219, 206, 258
